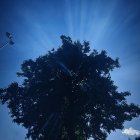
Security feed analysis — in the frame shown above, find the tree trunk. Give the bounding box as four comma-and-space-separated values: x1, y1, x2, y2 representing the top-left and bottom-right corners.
67, 125, 77, 140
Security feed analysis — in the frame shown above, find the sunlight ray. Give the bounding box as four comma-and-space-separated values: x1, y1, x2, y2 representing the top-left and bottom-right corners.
79, 0, 88, 40
64, 0, 74, 37
87, 0, 118, 43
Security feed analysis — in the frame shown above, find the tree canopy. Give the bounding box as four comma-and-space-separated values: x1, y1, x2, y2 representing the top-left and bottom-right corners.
135, 137, 140, 140
0, 35, 140, 140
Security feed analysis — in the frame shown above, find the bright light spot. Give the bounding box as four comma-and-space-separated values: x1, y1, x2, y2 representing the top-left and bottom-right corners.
122, 127, 140, 136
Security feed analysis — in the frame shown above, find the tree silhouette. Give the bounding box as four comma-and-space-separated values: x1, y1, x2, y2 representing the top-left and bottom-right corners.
135, 137, 140, 140
0, 35, 140, 140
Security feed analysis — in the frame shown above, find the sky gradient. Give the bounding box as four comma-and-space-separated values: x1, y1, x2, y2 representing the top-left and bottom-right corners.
0, 0, 140, 140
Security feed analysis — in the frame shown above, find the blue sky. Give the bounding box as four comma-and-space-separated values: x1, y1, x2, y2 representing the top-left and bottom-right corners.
0, 0, 140, 139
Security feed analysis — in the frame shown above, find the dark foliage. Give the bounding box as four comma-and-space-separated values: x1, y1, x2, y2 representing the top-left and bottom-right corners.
135, 137, 140, 140
0, 36, 140, 140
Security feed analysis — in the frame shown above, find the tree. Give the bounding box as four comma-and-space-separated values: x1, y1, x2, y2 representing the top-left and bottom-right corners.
135, 137, 140, 140
0, 35, 140, 140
